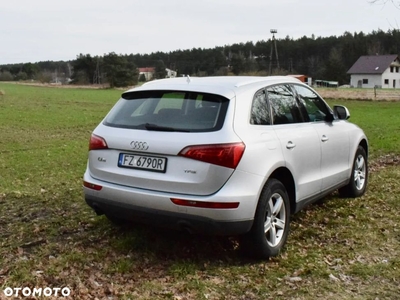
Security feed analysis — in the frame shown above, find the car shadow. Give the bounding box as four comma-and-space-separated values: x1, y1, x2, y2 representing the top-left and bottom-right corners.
73, 191, 347, 272
84, 193, 343, 265
107, 220, 246, 263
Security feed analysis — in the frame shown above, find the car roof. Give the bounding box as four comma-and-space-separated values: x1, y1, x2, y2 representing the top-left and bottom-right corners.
123, 76, 302, 100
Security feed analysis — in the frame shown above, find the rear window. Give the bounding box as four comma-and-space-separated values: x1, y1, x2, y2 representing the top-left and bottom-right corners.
104, 90, 229, 132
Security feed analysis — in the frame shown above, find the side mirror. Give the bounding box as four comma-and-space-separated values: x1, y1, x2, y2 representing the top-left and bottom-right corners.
333, 105, 350, 120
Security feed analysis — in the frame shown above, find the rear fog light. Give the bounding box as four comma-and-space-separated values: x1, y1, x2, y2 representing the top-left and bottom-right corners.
171, 198, 239, 209
83, 181, 103, 191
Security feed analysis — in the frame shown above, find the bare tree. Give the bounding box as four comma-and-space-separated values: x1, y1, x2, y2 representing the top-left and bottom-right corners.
369, 0, 400, 8
369, 0, 399, 29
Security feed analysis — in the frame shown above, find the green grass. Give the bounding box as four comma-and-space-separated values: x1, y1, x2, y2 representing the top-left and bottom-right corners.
0, 82, 399, 299
326, 99, 400, 157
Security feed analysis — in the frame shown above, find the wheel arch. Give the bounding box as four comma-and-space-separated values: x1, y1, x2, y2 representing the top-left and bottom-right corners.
269, 167, 296, 215
359, 138, 368, 157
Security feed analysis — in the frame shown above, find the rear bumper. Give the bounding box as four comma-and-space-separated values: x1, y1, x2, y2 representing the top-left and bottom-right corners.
83, 169, 264, 236
85, 195, 252, 235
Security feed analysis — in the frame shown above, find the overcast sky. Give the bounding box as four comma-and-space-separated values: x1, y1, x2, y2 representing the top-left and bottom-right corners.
0, 0, 398, 64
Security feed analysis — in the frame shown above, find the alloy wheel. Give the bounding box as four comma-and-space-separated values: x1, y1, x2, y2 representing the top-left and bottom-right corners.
354, 154, 366, 191
264, 193, 286, 247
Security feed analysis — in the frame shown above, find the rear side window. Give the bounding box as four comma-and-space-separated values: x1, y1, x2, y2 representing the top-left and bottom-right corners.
104, 90, 229, 132
251, 89, 271, 125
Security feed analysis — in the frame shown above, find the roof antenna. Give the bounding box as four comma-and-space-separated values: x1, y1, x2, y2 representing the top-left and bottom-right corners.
186, 75, 191, 84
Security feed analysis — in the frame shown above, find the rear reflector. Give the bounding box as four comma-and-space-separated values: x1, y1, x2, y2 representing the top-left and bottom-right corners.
89, 134, 108, 151
171, 198, 239, 209
83, 181, 103, 191
178, 142, 245, 169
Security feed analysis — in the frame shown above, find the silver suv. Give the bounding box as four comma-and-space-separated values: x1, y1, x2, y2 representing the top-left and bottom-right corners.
83, 76, 368, 258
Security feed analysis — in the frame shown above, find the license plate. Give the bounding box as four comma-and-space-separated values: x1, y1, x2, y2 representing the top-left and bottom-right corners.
118, 153, 167, 173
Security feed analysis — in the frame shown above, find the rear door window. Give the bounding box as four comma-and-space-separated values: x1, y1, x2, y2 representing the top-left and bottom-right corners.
267, 85, 304, 125
104, 90, 229, 132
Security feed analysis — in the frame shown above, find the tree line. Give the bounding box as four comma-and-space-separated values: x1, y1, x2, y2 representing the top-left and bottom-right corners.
1, 29, 400, 87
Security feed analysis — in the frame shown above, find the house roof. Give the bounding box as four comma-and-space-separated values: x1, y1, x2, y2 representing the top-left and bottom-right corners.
139, 67, 155, 73
287, 74, 307, 79
347, 55, 399, 75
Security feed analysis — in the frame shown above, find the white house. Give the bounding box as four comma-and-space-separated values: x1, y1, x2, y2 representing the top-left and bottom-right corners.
138, 67, 155, 81
347, 55, 400, 89
138, 67, 177, 81
165, 68, 177, 78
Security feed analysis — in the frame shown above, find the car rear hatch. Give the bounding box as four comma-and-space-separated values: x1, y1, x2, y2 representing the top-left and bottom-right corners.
87, 90, 244, 196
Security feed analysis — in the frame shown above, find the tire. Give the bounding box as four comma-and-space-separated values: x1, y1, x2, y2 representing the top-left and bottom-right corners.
339, 145, 368, 198
241, 179, 290, 259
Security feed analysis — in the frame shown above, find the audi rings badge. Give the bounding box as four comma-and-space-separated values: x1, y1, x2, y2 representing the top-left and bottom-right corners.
130, 141, 149, 151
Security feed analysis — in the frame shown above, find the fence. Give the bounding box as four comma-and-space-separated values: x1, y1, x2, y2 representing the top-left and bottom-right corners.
316, 88, 400, 101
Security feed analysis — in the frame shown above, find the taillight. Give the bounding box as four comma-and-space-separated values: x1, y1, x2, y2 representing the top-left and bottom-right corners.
89, 134, 108, 151
178, 142, 245, 169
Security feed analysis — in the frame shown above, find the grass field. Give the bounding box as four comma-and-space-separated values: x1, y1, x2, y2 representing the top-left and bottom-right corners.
0, 82, 399, 299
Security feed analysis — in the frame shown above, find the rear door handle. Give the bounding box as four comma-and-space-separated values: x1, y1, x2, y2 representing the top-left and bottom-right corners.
286, 141, 296, 149
321, 135, 329, 142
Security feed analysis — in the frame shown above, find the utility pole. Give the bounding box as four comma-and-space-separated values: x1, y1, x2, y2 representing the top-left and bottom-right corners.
93, 58, 101, 84
269, 29, 280, 75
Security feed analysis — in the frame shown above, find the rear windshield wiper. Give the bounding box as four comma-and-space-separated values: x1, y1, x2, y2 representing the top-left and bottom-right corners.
144, 123, 189, 132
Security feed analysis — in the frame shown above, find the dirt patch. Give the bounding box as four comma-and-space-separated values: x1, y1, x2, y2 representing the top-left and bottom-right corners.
5, 82, 400, 100
369, 154, 400, 172
16, 82, 110, 89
